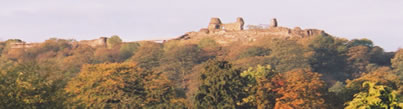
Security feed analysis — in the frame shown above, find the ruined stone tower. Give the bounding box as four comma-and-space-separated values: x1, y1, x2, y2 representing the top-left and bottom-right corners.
270, 18, 278, 27
179, 17, 327, 42
208, 17, 222, 31
207, 17, 245, 32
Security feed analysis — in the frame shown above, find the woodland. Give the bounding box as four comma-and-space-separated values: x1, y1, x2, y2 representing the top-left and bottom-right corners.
0, 35, 402, 109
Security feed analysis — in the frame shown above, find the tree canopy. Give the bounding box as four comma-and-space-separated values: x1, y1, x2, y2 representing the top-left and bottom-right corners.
0, 35, 401, 109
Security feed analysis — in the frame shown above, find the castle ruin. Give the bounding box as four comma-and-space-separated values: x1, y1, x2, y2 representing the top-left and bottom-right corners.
9, 37, 109, 49
9, 42, 40, 49
270, 18, 278, 28
7, 17, 328, 49
79, 37, 108, 47
176, 17, 327, 44
207, 17, 245, 32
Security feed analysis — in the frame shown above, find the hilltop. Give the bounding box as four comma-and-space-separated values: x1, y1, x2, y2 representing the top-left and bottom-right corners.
5, 17, 328, 49
0, 17, 401, 109
174, 17, 326, 44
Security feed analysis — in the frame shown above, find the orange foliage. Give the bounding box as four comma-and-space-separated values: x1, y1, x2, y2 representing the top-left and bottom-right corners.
346, 67, 401, 91
272, 69, 327, 109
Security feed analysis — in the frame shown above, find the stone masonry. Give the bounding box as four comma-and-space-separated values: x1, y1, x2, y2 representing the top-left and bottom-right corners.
207, 17, 245, 32
176, 17, 327, 44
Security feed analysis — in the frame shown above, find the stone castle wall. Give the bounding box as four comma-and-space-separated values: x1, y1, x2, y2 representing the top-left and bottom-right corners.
207, 17, 245, 32
176, 17, 327, 44
79, 37, 108, 47
9, 42, 40, 49
9, 37, 108, 49
8, 17, 327, 49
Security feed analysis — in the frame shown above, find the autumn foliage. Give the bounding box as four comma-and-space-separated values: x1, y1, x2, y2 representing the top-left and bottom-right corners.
0, 35, 402, 108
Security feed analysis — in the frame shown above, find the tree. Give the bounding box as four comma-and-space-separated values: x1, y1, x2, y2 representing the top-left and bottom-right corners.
369, 46, 393, 66
61, 45, 95, 75
329, 81, 347, 94
198, 38, 221, 60
306, 35, 348, 74
93, 47, 120, 63
347, 45, 371, 75
239, 37, 309, 72
64, 62, 180, 108
264, 39, 310, 73
0, 63, 64, 109
240, 65, 277, 109
0, 41, 5, 55
346, 38, 374, 48
129, 41, 163, 69
345, 67, 402, 105
198, 37, 219, 49
345, 82, 403, 109
392, 49, 403, 80
238, 46, 270, 59
143, 71, 187, 108
160, 44, 203, 89
346, 67, 401, 92
119, 42, 140, 61
194, 60, 248, 109
65, 63, 146, 108
326, 81, 349, 109
38, 38, 72, 53
272, 69, 328, 109
107, 35, 122, 49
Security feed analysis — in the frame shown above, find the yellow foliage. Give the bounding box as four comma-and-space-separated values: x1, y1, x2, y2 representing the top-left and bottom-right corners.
65, 62, 144, 108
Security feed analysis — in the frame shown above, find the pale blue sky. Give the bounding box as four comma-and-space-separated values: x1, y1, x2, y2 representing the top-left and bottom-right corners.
0, 0, 402, 51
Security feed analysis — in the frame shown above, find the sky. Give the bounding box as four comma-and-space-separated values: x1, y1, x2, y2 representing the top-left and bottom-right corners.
0, 0, 402, 51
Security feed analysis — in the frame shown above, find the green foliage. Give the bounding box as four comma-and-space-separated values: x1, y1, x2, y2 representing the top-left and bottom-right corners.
65, 63, 146, 108
0, 34, 399, 109
198, 37, 218, 49
64, 62, 182, 108
238, 46, 270, 59
329, 81, 346, 95
369, 46, 393, 66
327, 81, 349, 109
93, 47, 120, 63
0, 42, 5, 55
307, 35, 348, 79
194, 60, 248, 109
160, 44, 203, 89
61, 45, 95, 74
130, 42, 163, 69
345, 82, 403, 109
39, 38, 72, 52
346, 67, 401, 92
240, 65, 277, 109
143, 72, 186, 108
347, 45, 371, 74
265, 39, 310, 72
119, 42, 140, 61
347, 38, 374, 48
344, 67, 402, 106
0, 63, 65, 109
107, 35, 123, 49
392, 49, 403, 80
